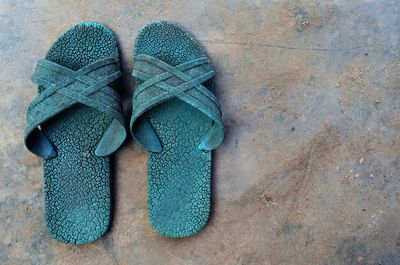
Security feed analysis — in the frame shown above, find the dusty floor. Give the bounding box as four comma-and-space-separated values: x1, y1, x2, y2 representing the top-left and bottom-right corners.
1, 0, 400, 264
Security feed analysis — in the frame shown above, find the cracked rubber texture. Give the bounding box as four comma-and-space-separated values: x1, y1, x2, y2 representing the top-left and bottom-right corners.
135, 21, 213, 237
39, 22, 118, 244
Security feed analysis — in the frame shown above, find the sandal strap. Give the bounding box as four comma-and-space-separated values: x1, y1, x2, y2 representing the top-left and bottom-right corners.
25, 57, 127, 159
130, 54, 224, 152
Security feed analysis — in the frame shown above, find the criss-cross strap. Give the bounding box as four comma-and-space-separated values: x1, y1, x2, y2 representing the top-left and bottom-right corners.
25, 57, 127, 159
130, 54, 224, 152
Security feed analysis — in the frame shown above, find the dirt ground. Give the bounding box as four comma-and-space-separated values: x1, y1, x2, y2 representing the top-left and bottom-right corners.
1, 0, 399, 264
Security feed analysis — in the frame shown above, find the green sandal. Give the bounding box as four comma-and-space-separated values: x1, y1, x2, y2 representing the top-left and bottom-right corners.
130, 21, 224, 237
24, 22, 126, 244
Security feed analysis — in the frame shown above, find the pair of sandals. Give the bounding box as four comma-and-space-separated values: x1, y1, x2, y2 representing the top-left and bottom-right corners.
24, 21, 224, 244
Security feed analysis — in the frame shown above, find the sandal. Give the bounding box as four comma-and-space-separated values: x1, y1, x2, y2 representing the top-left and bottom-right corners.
130, 21, 224, 237
24, 22, 126, 244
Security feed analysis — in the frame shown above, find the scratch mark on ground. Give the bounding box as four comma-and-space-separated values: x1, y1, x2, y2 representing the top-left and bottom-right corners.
199, 39, 382, 52
31, 19, 51, 24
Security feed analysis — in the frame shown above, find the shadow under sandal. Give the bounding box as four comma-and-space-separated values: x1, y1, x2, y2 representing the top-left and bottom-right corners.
131, 21, 224, 237
24, 22, 126, 244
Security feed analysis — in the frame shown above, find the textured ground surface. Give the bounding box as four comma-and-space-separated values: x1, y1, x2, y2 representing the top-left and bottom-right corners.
1, 0, 399, 264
